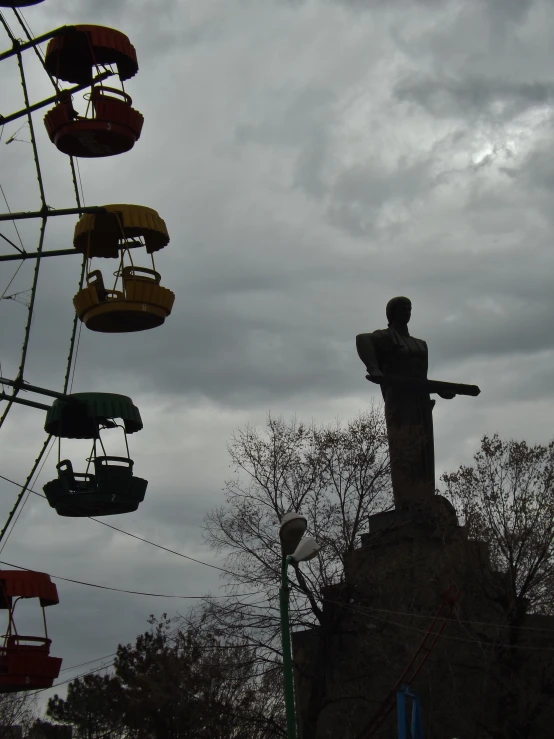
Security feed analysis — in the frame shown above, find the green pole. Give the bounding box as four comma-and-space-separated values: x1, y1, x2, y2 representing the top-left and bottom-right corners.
280, 555, 298, 739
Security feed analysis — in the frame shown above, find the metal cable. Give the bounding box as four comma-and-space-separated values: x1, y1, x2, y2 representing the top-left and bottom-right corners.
0, 183, 25, 253
13, 8, 60, 93
0, 435, 55, 554
0, 259, 24, 299
0, 16, 49, 430
0, 18, 87, 545
0, 216, 47, 430
0, 435, 52, 546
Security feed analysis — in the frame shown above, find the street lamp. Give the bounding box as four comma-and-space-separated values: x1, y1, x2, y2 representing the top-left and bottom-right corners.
279, 513, 321, 739
280, 512, 307, 555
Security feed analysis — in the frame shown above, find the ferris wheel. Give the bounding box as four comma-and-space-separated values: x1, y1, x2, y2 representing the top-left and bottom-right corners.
0, 0, 174, 693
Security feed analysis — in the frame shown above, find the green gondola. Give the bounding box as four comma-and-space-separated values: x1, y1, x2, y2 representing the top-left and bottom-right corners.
43, 393, 148, 517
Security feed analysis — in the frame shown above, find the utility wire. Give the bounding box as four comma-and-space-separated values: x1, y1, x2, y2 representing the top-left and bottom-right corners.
0, 435, 55, 554
0, 470, 248, 577
2, 468, 554, 636
323, 597, 554, 634
34, 639, 278, 695
33, 661, 116, 694
0, 15, 48, 432
59, 653, 118, 673
0, 184, 25, 253
13, 8, 59, 92
0, 260, 24, 300
0, 14, 86, 544
324, 598, 554, 651
69, 321, 82, 393
0, 436, 52, 546
0, 559, 252, 600
2, 473, 553, 638
90, 517, 249, 577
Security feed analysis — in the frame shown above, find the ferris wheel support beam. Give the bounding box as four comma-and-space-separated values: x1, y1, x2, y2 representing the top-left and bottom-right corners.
0, 376, 79, 403
0, 247, 76, 262
0, 18, 95, 549
0, 69, 114, 126
0, 230, 24, 253
0, 205, 106, 222
0, 392, 50, 412
0, 26, 73, 63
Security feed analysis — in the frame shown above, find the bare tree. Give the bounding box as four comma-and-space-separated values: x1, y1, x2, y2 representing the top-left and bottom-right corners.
0, 692, 37, 735
206, 407, 390, 604
441, 434, 554, 739
442, 434, 554, 616
185, 406, 392, 737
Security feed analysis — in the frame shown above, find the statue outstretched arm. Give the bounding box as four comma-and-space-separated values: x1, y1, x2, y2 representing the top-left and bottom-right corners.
356, 333, 383, 377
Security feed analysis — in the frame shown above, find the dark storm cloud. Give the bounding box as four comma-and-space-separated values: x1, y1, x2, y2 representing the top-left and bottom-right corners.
234, 85, 435, 238
3, 0, 554, 708
395, 75, 554, 122
5, 111, 554, 408
502, 132, 554, 199
55, 225, 554, 408
32, 0, 215, 56
235, 85, 337, 201
326, 158, 432, 238
318, 0, 535, 19
329, 0, 448, 7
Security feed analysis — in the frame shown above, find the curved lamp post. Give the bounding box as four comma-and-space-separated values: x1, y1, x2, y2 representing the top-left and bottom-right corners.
279, 513, 321, 739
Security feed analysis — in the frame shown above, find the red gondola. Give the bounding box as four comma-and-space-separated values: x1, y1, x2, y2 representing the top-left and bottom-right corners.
0, 1, 44, 6
43, 25, 143, 158
44, 25, 138, 85
44, 86, 143, 157
0, 571, 62, 692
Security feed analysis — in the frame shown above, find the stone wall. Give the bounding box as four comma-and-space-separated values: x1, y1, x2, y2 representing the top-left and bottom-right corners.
27, 725, 72, 739
293, 498, 554, 738
0, 727, 23, 739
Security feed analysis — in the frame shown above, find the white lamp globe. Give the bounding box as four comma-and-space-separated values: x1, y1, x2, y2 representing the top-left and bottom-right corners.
291, 536, 321, 563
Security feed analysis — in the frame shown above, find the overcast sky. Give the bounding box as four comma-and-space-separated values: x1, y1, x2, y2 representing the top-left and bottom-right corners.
1, 0, 554, 714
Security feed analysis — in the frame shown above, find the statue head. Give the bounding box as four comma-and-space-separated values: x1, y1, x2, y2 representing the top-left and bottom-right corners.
386, 296, 412, 326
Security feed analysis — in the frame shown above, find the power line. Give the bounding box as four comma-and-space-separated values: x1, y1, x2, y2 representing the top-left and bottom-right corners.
0, 436, 56, 555
0, 260, 25, 299
2, 469, 554, 637
2, 469, 554, 638
33, 661, 116, 694
59, 653, 117, 673
0, 183, 25, 253
324, 598, 554, 634
325, 598, 554, 651
55, 641, 265, 676
0, 436, 53, 545
0, 559, 255, 600
0, 472, 261, 581
34, 638, 279, 695
88, 517, 238, 575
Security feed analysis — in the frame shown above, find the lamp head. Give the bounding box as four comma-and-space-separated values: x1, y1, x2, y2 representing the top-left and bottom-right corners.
279, 512, 307, 555
291, 536, 321, 563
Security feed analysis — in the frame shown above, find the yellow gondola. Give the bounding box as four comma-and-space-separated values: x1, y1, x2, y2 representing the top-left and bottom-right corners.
72, 204, 175, 333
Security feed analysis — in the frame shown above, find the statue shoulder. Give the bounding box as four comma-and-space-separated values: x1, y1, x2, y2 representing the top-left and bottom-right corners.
356, 328, 390, 345
356, 329, 392, 353
371, 329, 391, 339
412, 335, 428, 351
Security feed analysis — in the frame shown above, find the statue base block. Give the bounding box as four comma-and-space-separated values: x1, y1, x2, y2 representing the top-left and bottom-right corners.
363, 495, 464, 541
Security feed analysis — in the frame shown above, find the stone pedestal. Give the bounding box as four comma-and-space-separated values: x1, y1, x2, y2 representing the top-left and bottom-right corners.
293, 496, 554, 739
364, 494, 462, 535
